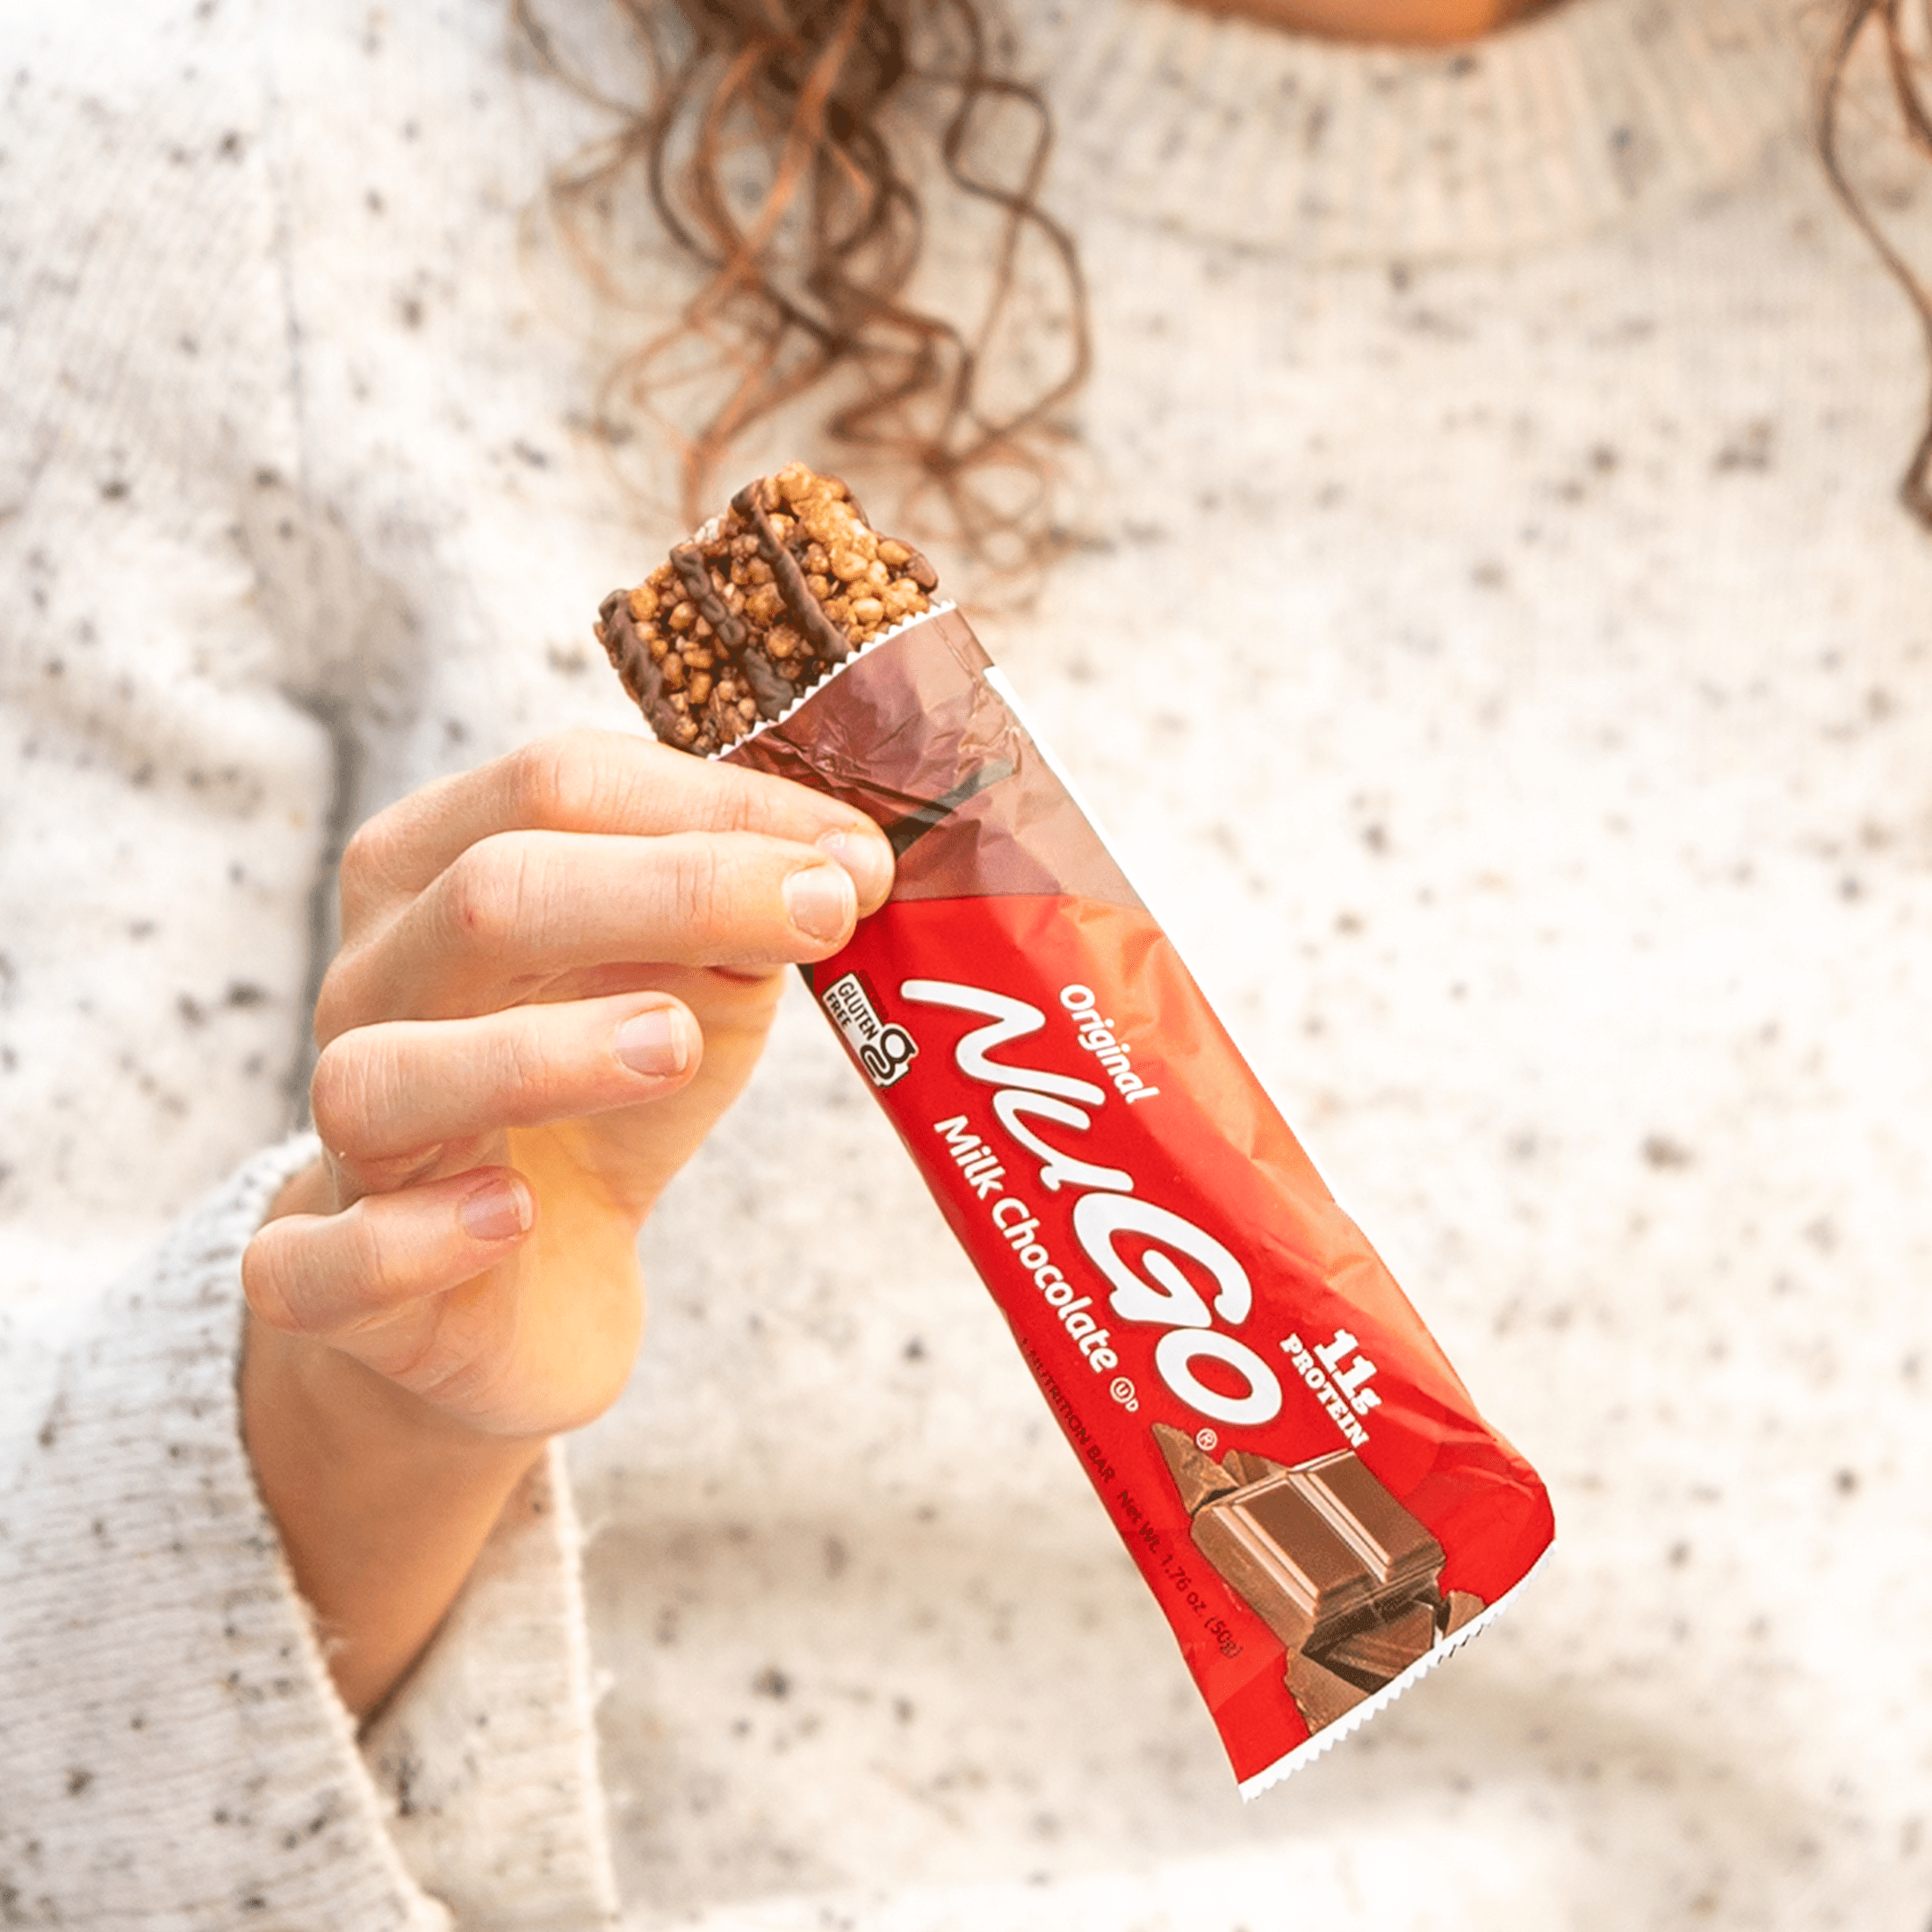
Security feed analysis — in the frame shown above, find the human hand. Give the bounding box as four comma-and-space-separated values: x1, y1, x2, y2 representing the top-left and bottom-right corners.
239, 729, 892, 1710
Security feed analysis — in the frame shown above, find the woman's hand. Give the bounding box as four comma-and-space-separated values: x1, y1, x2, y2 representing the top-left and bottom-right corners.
239, 730, 893, 1714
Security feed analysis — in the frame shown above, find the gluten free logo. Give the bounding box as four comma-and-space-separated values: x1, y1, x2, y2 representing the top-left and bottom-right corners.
822, 971, 919, 1090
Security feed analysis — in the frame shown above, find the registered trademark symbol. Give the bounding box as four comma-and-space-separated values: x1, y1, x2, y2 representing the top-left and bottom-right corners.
1194, 1427, 1218, 1452
1109, 1376, 1138, 1411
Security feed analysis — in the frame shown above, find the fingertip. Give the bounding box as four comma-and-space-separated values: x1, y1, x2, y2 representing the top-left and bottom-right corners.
817, 825, 896, 912
456, 1171, 536, 1245
614, 1001, 700, 1081
240, 1221, 297, 1332
782, 861, 859, 948
242, 1174, 536, 1343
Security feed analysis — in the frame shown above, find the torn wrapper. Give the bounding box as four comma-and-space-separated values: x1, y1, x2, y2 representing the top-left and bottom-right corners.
715, 602, 1555, 1795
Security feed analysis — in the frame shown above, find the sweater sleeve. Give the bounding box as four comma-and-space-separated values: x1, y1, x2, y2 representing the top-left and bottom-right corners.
0, 1141, 620, 1930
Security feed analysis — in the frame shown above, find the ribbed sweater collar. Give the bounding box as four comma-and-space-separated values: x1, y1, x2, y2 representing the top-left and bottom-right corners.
1025, 0, 1809, 259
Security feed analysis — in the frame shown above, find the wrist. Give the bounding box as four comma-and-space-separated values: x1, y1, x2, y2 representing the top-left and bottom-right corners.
241, 1314, 549, 1717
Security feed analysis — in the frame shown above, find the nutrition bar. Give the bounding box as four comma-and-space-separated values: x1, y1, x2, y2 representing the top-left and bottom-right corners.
596, 465, 937, 755
595, 466, 1555, 1795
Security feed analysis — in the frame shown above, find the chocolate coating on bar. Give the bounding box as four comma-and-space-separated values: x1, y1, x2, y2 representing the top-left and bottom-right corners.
730, 479, 853, 668
737, 645, 797, 721
595, 462, 937, 757
671, 542, 749, 653
596, 588, 681, 744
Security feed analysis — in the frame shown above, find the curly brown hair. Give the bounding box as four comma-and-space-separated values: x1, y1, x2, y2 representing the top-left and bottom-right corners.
522, 0, 1932, 546
514, 0, 1089, 559
1820, 0, 1932, 527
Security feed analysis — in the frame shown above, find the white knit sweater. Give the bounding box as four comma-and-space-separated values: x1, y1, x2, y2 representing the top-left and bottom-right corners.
7, 0, 1932, 1927
0, 1142, 617, 1928
1, 3, 644, 1921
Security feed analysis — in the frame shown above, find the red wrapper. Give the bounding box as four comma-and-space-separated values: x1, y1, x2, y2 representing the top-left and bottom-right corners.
721, 604, 1553, 1795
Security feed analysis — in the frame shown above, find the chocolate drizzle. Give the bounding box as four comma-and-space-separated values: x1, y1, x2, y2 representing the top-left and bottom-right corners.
670, 542, 749, 654
731, 479, 854, 667
597, 464, 941, 756
595, 588, 676, 739
737, 648, 796, 721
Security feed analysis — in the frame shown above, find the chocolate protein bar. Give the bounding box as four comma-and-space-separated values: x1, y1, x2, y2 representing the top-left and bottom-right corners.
596, 465, 937, 755
595, 466, 1555, 1795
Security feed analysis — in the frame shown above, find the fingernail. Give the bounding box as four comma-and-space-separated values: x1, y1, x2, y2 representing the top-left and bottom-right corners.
818, 826, 893, 907
458, 1175, 533, 1244
616, 1007, 690, 1078
782, 862, 855, 943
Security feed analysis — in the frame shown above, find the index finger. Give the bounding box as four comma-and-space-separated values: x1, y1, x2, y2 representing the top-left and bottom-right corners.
342, 729, 892, 929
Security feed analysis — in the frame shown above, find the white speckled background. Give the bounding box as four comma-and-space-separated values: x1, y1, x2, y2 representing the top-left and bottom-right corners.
5, 0, 1931, 1924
